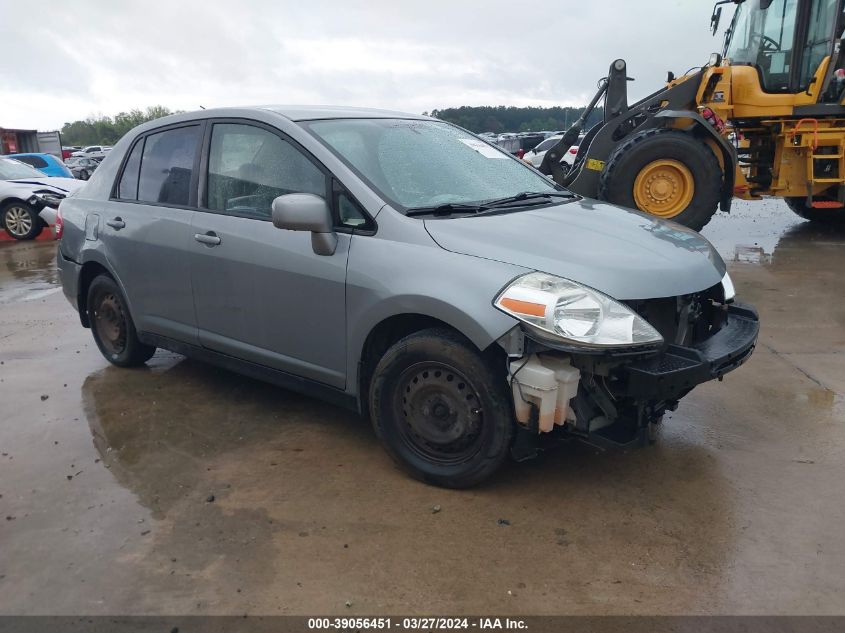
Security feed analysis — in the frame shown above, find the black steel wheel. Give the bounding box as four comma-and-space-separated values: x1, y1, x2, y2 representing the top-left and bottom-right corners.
2, 201, 44, 240
87, 274, 155, 367
369, 328, 514, 488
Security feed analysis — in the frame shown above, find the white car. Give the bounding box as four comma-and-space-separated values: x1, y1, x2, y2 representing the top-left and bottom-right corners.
0, 157, 85, 240
71, 146, 112, 159
524, 134, 585, 170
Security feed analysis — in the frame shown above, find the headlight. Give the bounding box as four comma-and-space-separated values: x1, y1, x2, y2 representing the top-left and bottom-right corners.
29, 191, 64, 209
721, 271, 735, 302
494, 272, 663, 349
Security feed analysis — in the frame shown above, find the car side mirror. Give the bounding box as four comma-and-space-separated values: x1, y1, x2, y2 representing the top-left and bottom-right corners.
271, 193, 337, 256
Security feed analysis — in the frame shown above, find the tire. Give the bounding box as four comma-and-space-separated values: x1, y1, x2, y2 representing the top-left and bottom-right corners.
599, 128, 723, 231
369, 328, 514, 488
86, 275, 156, 367
785, 196, 845, 223
80, 170, 89, 181
2, 201, 44, 240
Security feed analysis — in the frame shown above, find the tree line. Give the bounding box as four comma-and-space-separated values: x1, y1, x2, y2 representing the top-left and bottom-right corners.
60, 104, 602, 145
427, 105, 604, 133
60, 106, 181, 146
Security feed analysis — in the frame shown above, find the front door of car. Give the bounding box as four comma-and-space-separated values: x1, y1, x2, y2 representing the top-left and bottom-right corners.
190, 122, 349, 389
98, 123, 203, 343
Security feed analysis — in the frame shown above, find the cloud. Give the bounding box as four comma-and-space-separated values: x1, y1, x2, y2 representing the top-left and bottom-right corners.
0, 0, 729, 130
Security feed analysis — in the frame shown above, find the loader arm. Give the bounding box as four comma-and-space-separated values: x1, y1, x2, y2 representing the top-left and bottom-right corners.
541, 60, 738, 219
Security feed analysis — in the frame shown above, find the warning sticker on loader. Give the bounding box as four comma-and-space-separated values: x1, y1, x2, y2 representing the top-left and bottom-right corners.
586, 158, 606, 171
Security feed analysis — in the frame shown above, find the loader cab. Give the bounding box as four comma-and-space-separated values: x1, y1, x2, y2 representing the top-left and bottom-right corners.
721, 0, 842, 97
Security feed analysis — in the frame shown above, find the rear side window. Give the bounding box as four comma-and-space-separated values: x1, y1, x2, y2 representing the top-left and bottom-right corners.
117, 140, 144, 200
137, 125, 201, 206
16, 155, 48, 169
206, 123, 325, 220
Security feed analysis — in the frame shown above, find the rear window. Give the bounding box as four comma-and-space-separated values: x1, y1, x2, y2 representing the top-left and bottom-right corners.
137, 126, 201, 206
533, 137, 560, 153
15, 155, 49, 169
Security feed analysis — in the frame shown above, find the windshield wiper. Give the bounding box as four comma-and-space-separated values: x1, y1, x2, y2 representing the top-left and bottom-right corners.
406, 202, 488, 217
406, 191, 576, 217
481, 191, 576, 209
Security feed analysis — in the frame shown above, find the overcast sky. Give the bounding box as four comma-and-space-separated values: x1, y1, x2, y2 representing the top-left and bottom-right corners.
0, 0, 734, 130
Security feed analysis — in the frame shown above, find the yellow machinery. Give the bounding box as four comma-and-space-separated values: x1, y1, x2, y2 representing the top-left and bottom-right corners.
540, 0, 845, 230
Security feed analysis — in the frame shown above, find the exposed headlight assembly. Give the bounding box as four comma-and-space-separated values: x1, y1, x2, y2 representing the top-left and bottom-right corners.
494, 272, 663, 349
29, 191, 64, 209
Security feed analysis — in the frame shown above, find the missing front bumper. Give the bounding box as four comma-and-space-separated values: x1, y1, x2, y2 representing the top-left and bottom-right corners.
620, 303, 759, 400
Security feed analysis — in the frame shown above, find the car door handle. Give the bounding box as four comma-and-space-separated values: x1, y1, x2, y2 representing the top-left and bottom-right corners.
106, 217, 125, 230
194, 232, 221, 246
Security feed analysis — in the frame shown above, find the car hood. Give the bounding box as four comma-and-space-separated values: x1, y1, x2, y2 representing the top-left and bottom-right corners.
423, 198, 726, 300
5, 177, 85, 195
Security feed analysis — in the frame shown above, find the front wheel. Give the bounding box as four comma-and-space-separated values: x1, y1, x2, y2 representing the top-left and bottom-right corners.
369, 328, 515, 488
2, 202, 44, 240
785, 196, 845, 223
599, 128, 723, 231
87, 275, 156, 367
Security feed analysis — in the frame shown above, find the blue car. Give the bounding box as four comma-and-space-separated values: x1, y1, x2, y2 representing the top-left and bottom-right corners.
6, 153, 73, 178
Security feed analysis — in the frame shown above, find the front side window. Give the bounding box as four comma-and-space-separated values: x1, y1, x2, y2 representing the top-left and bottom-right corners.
304, 119, 557, 211
137, 125, 201, 206
206, 123, 325, 220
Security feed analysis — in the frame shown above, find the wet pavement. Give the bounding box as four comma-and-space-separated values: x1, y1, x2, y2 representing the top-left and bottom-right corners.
0, 199, 843, 615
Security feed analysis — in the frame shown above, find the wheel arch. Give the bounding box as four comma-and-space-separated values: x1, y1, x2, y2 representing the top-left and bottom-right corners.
76, 253, 133, 328
353, 309, 512, 416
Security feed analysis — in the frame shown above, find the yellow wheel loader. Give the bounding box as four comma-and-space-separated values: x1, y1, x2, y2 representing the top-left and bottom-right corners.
540, 0, 845, 230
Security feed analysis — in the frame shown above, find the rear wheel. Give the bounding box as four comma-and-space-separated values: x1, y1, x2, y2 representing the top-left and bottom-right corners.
87, 275, 156, 367
785, 195, 845, 223
2, 201, 44, 240
599, 128, 723, 231
369, 328, 514, 488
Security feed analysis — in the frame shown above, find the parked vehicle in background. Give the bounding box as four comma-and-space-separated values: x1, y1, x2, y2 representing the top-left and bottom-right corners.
525, 134, 563, 168
62, 146, 82, 160
65, 156, 100, 180
525, 133, 585, 171
56, 106, 758, 488
0, 157, 84, 240
71, 145, 112, 159
7, 152, 74, 178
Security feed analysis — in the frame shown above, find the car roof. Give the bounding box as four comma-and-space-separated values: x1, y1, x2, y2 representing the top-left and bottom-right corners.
257, 105, 430, 121
133, 105, 432, 130
6, 152, 55, 158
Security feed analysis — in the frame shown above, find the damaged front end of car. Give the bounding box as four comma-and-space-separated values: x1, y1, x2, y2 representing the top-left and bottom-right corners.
495, 271, 759, 458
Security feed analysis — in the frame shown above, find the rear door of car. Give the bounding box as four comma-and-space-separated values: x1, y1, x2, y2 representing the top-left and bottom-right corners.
99, 122, 203, 343
190, 119, 350, 388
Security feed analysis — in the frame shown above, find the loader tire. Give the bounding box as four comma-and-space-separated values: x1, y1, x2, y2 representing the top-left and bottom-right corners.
599, 128, 722, 231
785, 196, 845, 223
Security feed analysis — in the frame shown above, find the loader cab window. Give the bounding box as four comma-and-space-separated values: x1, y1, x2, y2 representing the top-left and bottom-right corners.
797, 0, 838, 90
725, 0, 799, 92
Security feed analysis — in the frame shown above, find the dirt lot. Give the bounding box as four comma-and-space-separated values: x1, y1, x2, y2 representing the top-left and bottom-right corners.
0, 200, 843, 615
